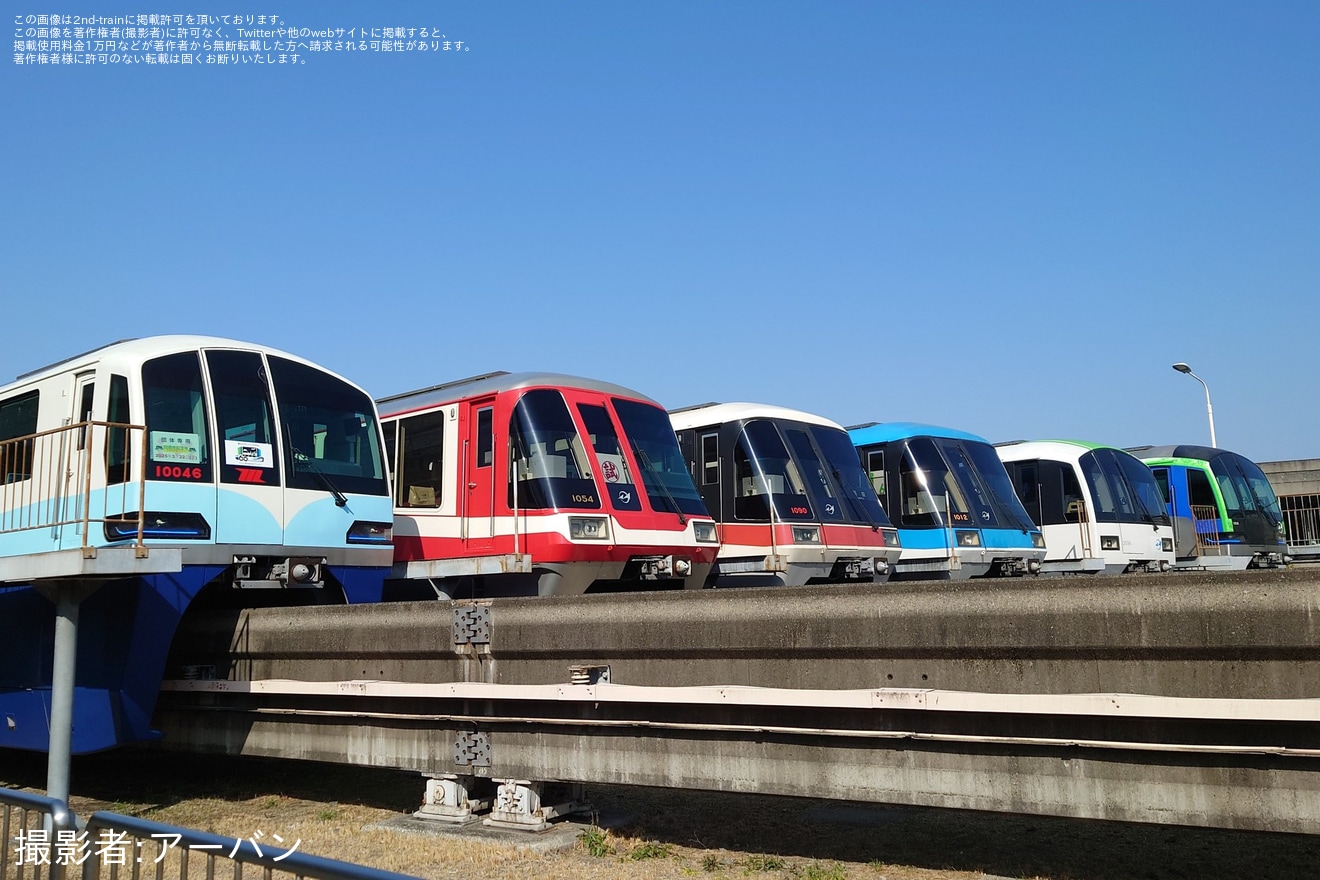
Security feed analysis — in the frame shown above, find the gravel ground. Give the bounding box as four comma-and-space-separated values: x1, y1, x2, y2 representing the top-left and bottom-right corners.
3, 749, 1319, 880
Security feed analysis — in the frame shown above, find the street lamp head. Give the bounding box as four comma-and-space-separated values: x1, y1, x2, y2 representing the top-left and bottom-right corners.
1172, 363, 1192, 374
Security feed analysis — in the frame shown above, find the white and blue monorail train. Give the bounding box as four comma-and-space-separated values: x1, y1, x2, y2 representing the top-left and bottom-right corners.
995, 440, 1175, 575
0, 337, 393, 753
847, 422, 1046, 579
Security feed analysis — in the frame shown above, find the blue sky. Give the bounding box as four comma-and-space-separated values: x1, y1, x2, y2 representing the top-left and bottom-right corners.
4, 1, 1317, 462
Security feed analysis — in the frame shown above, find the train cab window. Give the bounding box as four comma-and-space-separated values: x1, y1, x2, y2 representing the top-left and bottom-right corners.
397, 411, 444, 508
609, 399, 709, 517
107, 374, 130, 485
898, 437, 970, 528
578, 403, 635, 485
143, 352, 213, 483
207, 350, 281, 486
731, 420, 812, 522
701, 432, 719, 487
508, 389, 599, 510
0, 390, 39, 484
267, 356, 388, 497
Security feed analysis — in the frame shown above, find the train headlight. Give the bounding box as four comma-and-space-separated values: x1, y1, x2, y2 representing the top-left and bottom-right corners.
882, 528, 901, 548
569, 516, 610, 540
346, 521, 393, 545
1101, 535, 1121, 551
955, 529, 981, 547
104, 512, 212, 541
1031, 532, 1045, 549
1161, 537, 1174, 553
694, 521, 719, 543
792, 526, 821, 544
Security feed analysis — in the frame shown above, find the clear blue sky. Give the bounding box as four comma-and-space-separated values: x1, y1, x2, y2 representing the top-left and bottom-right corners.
4, 1, 1317, 462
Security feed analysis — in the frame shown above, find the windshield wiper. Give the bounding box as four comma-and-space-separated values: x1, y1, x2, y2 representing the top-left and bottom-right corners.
632, 446, 687, 525
292, 444, 349, 507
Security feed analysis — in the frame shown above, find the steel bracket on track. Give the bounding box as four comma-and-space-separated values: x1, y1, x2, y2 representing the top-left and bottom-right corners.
452, 603, 492, 645
454, 731, 492, 767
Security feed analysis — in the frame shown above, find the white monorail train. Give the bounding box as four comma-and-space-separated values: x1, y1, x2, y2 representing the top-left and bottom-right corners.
0, 336, 393, 753
669, 403, 901, 586
996, 440, 1175, 575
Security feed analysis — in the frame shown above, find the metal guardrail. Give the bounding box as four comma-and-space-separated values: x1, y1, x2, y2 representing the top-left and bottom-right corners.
1281, 493, 1320, 555
0, 422, 147, 553
2, 788, 420, 880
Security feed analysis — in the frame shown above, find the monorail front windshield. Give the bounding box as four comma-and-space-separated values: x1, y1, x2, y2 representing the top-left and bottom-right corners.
269, 357, 388, 497
611, 399, 708, 517
1209, 452, 1283, 526
1078, 448, 1171, 525
734, 419, 892, 526
141, 351, 388, 496
898, 437, 1036, 531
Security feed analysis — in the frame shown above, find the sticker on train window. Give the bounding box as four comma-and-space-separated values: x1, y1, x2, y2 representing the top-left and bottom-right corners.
225, 439, 273, 468
151, 431, 201, 463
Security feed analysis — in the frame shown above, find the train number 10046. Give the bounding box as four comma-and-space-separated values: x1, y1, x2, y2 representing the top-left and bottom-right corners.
154, 464, 204, 480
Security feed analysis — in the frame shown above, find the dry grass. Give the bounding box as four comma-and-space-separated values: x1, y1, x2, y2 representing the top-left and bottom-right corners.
4, 749, 1320, 880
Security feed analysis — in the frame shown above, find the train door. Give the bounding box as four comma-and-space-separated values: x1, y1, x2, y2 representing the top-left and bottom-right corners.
57, 372, 96, 549
205, 349, 284, 546
464, 399, 497, 553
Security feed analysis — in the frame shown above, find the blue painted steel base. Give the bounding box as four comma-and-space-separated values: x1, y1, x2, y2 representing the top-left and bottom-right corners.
0, 563, 389, 754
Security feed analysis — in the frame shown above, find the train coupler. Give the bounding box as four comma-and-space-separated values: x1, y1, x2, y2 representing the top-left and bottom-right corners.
634, 555, 694, 580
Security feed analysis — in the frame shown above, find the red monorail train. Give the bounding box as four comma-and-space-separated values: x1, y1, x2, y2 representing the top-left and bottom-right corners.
378, 372, 718, 597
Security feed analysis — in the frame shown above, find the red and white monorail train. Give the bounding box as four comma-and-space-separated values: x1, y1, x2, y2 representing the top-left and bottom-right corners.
378, 372, 718, 597
669, 403, 902, 587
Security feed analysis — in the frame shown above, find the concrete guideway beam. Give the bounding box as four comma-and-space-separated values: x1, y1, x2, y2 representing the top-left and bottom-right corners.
171, 569, 1320, 701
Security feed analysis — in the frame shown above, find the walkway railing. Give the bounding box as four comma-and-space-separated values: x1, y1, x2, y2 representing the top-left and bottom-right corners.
2, 788, 418, 880
0, 422, 147, 554
1281, 493, 1320, 556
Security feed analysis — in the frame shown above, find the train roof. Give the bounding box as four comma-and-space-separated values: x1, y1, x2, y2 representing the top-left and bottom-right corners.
4, 335, 350, 391
846, 421, 990, 446
667, 402, 844, 432
1128, 444, 1244, 463
995, 439, 1137, 463
377, 371, 661, 416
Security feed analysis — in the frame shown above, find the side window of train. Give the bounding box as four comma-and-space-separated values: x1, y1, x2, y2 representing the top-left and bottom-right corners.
477, 408, 493, 468
701, 432, 719, 486
142, 352, 213, 483
398, 411, 444, 508
75, 378, 95, 451
1062, 465, 1085, 522
865, 449, 886, 506
1187, 468, 1217, 510
1151, 467, 1171, 506
107, 375, 130, 485
0, 390, 40, 484
1011, 460, 1043, 526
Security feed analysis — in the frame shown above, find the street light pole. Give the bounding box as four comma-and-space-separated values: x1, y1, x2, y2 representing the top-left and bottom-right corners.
1172, 362, 1217, 448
